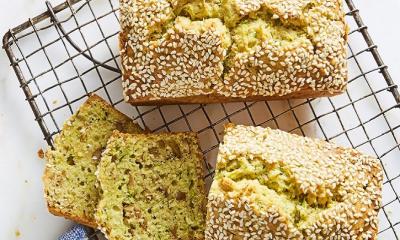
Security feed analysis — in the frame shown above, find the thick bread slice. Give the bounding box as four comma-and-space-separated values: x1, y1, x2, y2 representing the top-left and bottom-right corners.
206, 124, 383, 240
95, 132, 206, 240
43, 94, 143, 227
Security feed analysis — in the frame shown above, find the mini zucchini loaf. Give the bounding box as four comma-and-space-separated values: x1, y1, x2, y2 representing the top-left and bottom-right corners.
120, 0, 348, 105
43, 95, 142, 227
206, 124, 383, 240
95, 132, 206, 240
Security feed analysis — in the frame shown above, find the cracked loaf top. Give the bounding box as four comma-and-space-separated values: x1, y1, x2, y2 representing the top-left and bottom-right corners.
206, 124, 382, 239
120, 0, 348, 105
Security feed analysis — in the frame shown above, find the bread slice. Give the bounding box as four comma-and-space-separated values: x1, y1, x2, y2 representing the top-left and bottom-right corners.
120, 0, 348, 105
43, 94, 143, 228
95, 132, 206, 240
206, 124, 383, 239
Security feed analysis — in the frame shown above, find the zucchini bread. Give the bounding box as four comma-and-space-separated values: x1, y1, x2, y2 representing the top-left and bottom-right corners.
120, 0, 348, 105
206, 124, 383, 239
95, 132, 206, 239
43, 95, 142, 227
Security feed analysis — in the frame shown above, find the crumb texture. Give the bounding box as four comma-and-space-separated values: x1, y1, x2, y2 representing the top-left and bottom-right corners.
95, 132, 206, 240
206, 124, 382, 240
43, 95, 142, 226
120, 0, 348, 103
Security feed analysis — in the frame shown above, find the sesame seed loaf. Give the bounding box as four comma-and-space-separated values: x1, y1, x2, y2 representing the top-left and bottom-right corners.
206, 124, 383, 239
43, 94, 143, 228
95, 131, 206, 240
120, 0, 348, 105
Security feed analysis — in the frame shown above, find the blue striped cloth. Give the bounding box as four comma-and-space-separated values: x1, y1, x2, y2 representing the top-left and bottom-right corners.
58, 225, 91, 240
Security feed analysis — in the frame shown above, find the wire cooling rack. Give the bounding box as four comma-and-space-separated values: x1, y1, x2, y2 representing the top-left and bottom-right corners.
3, 0, 400, 239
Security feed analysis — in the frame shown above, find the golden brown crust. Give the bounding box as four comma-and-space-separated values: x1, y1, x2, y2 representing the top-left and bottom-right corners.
207, 194, 302, 239
43, 167, 99, 228
120, 0, 348, 105
206, 124, 382, 240
192, 133, 208, 220
207, 194, 379, 240
47, 206, 97, 228
86, 94, 143, 131
125, 88, 341, 105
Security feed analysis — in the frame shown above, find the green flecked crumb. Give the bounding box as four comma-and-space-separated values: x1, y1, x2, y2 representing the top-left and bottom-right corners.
180, 0, 241, 28
43, 95, 142, 225
96, 132, 206, 240
216, 156, 334, 228
176, 0, 309, 52
15, 230, 21, 238
231, 18, 307, 52
140, 0, 322, 61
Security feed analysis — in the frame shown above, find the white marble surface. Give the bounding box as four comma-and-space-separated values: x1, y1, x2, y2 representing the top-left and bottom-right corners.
0, 0, 400, 239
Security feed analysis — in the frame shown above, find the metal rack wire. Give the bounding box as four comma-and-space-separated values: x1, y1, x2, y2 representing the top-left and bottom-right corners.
3, 0, 400, 239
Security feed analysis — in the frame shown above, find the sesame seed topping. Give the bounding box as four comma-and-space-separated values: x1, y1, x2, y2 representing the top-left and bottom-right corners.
120, 0, 347, 102
205, 124, 382, 239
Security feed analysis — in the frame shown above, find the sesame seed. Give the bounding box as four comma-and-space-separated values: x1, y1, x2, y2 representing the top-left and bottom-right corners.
205, 124, 382, 239
121, 0, 347, 102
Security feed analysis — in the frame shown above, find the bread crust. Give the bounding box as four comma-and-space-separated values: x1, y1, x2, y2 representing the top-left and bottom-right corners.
85, 94, 143, 131
47, 206, 97, 228
120, 0, 348, 105
125, 88, 342, 106
43, 165, 98, 228
206, 124, 382, 240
